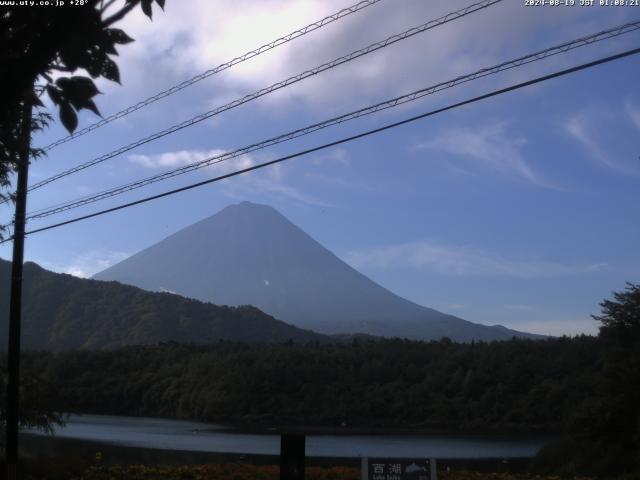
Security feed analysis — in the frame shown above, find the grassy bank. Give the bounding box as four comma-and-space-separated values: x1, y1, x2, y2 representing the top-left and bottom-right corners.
66, 465, 595, 480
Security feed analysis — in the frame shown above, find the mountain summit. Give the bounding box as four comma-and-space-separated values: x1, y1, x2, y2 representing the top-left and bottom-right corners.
95, 201, 537, 341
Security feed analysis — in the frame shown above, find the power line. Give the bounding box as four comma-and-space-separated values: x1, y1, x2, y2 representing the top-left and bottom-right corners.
40, 0, 385, 152
2, 46, 636, 244
25, 0, 503, 193
22, 19, 640, 221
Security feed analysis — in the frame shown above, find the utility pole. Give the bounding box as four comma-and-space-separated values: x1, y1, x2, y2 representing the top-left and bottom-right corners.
5, 93, 33, 480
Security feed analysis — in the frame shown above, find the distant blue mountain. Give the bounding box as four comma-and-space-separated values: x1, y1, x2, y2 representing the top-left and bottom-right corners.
95, 201, 541, 342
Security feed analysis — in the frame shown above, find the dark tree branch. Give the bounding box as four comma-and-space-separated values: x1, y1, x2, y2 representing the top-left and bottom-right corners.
100, 0, 119, 14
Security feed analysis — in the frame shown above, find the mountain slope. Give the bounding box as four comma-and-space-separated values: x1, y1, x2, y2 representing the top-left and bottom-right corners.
95, 201, 538, 341
0, 259, 327, 350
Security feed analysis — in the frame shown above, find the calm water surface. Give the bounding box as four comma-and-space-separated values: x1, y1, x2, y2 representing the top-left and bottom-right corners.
28, 414, 547, 458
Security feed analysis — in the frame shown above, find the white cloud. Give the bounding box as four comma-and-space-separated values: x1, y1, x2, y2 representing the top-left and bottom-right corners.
129, 148, 253, 173
345, 240, 608, 278
566, 113, 617, 170
415, 122, 554, 188
129, 148, 331, 207
311, 148, 350, 168
48, 249, 130, 278
304, 172, 373, 192
104, 0, 625, 116
129, 149, 224, 169
625, 97, 640, 130
65, 267, 90, 278
565, 108, 640, 175
225, 170, 334, 208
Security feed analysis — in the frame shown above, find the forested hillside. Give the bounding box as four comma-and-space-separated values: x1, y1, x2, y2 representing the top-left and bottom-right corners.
0, 259, 327, 349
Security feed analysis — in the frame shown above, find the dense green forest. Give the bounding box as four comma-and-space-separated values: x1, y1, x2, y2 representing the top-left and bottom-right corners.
19, 337, 597, 432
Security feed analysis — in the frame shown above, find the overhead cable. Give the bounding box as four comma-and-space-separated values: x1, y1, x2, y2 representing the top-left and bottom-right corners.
23, 19, 640, 221
26, 0, 503, 193
40, 0, 385, 152
2, 46, 635, 244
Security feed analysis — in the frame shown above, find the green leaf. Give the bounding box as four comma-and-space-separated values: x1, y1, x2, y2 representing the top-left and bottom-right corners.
59, 101, 78, 133
55, 76, 101, 113
66, 95, 99, 115
68, 76, 100, 99
55, 77, 72, 90
46, 86, 62, 105
85, 62, 102, 78
106, 28, 135, 45
103, 42, 118, 56
30, 91, 44, 108
101, 57, 120, 84
141, 0, 153, 19
56, 76, 100, 98
59, 49, 81, 71
83, 99, 101, 116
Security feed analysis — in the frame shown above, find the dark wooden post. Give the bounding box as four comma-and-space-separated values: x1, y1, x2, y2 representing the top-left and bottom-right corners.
5, 93, 33, 480
280, 434, 305, 480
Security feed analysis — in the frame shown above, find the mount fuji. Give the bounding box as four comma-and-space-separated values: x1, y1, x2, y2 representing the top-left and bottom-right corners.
94, 201, 539, 342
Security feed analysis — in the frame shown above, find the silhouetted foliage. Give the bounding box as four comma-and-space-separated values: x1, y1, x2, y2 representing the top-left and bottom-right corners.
0, 359, 65, 446
595, 282, 640, 339
532, 283, 640, 477
0, 0, 164, 210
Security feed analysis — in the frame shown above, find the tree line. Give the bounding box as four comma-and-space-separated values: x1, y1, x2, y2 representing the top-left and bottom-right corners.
20, 337, 598, 434
2, 283, 638, 477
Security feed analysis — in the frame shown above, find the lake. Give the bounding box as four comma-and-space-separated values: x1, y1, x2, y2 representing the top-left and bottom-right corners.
26, 414, 549, 459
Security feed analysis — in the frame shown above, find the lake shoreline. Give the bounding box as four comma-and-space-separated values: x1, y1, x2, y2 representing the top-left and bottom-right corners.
61, 410, 558, 438
25, 413, 550, 460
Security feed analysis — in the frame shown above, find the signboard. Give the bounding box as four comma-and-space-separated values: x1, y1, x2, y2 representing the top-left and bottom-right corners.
362, 458, 435, 480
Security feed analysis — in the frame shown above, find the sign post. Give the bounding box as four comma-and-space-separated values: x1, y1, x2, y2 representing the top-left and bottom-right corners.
280, 434, 305, 480
5, 91, 33, 480
361, 458, 436, 480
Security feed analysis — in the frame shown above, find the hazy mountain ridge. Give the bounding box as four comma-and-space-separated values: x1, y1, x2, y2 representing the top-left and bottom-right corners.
0, 259, 328, 350
95, 201, 541, 342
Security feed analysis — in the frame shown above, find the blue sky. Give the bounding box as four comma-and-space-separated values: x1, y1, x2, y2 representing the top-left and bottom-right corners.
2, 0, 639, 335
